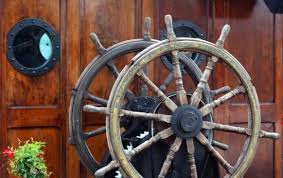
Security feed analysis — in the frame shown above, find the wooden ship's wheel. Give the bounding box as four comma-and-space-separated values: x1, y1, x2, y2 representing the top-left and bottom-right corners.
69, 17, 220, 177
70, 15, 280, 178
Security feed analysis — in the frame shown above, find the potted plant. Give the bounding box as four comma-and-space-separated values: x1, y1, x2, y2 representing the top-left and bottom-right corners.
2, 138, 51, 178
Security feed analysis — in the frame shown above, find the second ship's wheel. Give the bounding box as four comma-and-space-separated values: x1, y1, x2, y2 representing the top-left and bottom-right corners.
70, 17, 219, 177
101, 15, 280, 178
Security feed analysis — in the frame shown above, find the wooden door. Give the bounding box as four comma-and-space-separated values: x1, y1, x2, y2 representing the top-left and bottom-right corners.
65, 0, 155, 178
0, 0, 67, 177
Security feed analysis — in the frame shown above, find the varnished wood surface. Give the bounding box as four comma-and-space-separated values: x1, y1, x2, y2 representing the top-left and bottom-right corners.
0, 0, 282, 178
155, 0, 282, 178
0, 0, 66, 177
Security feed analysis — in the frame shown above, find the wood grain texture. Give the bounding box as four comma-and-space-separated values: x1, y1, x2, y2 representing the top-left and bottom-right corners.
7, 128, 61, 178
154, 0, 281, 177
4, 0, 60, 106
66, 0, 82, 177
69, 1, 144, 177
274, 13, 283, 178
0, 0, 66, 177
0, 0, 282, 177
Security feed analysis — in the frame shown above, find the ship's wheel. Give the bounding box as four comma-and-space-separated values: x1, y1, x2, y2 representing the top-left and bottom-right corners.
86, 15, 279, 178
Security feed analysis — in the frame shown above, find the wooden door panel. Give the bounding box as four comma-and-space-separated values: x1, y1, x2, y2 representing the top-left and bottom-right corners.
75, 1, 138, 177
0, 0, 280, 177
3, 0, 61, 106
1, 0, 66, 177
8, 128, 61, 178
224, 123, 274, 177
81, 0, 136, 69
214, 0, 278, 177
157, 0, 209, 33
226, 0, 274, 103
228, 104, 275, 123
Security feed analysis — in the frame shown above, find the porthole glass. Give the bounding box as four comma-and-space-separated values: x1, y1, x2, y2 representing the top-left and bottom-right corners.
7, 18, 60, 76
39, 33, 53, 61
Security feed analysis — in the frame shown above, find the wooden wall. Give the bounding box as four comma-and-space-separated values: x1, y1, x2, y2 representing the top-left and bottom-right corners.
0, 0, 67, 177
154, 0, 282, 177
0, 0, 282, 178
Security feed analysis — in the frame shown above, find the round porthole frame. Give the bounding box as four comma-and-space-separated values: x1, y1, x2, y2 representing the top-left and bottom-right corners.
6, 18, 60, 76
159, 20, 206, 72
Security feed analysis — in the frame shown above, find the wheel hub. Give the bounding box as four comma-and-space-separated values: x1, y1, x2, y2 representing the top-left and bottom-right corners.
171, 105, 202, 139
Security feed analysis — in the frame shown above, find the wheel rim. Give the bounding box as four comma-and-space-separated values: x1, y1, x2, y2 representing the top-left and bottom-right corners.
69, 39, 157, 173
107, 38, 261, 178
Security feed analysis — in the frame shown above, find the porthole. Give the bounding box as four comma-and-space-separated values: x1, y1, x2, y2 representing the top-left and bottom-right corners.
159, 20, 206, 73
6, 18, 60, 76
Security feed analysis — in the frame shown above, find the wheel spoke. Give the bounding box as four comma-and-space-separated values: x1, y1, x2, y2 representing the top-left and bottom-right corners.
203, 121, 280, 140
84, 92, 108, 106
106, 61, 135, 100
127, 128, 174, 158
83, 105, 172, 123
90, 32, 107, 55
94, 129, 173, 177
259, 130, 280, 139
172, 50, 188, 105
186, 139, 198, 178
143, 16, 151, 41
137, 70, 177, 111
212, 140, 229, 150
164, 15, 187, 105
200, 86, 246, 117
158, 137, 182, 178
210, 86, 231, 98
106, 61, 120, 77
83, 126, 106, 140
160, 72, 174, 92
190, 56, 217, 107
202, 121, 251, 136
196, 133, 233, 174
190, 25, 231, 107
94, 160, 119, 177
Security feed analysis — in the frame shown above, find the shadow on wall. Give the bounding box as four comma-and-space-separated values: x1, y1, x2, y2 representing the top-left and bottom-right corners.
264, 0, 283, 14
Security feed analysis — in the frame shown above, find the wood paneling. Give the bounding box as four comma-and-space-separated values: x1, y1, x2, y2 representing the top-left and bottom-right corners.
0, 0, 282, 177
66, 0, 149, 177
226, 0, 274, 103
212, 0, 281, 177
0, 0, 66, 177
4, 0, 61, 106
154, 0, 281, 177
8, 128, 61, 178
